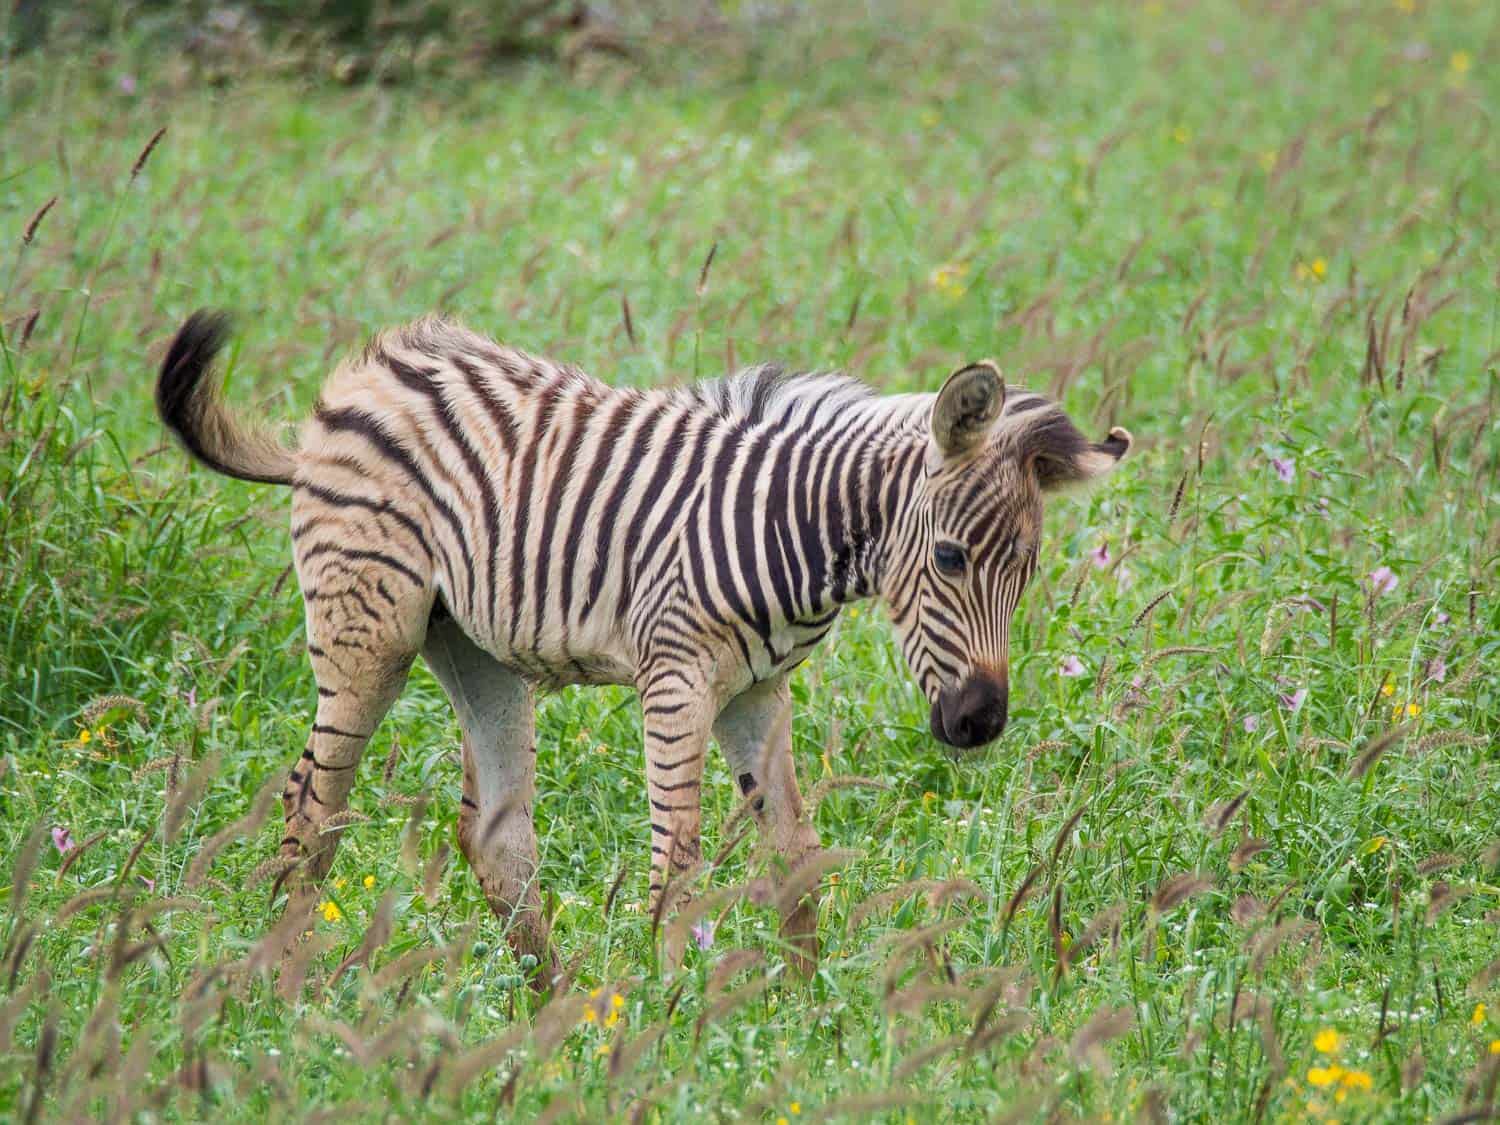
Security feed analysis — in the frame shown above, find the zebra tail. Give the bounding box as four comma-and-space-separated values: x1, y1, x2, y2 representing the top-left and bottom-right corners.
155, 308, 298, 486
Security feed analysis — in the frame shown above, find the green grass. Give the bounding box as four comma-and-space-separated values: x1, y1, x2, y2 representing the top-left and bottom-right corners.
2, 1, 1498, 1120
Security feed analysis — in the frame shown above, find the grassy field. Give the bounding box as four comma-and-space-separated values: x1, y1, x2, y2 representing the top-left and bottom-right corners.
2, 1, 1498, 1120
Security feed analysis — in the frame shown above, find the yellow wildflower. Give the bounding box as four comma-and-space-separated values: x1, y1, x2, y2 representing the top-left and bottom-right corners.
790, 1102, 801, 1115
1362, 836, 1387, 855
777, 1119, 789, 1125
604, 1010, 620, 1028
363, 874, 376, 889
922, 791, 937, 808
1395, 0, 1415, 11
596, 1043, 611, 1057
1472, 1002, 1487, 1027
928, 263, 969, 299
1307, 1064, 1345, 1087
320, 900, 342, 923
1340, 1069, 1373, 1091
334, 878, 346, 890
582, 1007, 597, 1023
1489, 1039, 1500, 1055
78, 729, 91, 745
1171, 125, 1191, 145
1311, 257, 1327, 279
611, 993, 624, 1009
1450, 51, 1471, 76
1381, 682, 1395, 697
1406, 702, 1421, 718
1314, 1028, 1342, 1054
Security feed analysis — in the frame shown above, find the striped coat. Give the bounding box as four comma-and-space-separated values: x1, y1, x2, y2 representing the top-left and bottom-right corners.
157, 310, 1131, 980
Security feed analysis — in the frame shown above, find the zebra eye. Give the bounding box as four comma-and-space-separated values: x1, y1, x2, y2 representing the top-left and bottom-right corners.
933, 541, 968, 578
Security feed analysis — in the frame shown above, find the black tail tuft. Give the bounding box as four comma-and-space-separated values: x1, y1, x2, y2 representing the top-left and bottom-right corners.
154, 309, 296, 485
156, 308, 233, 457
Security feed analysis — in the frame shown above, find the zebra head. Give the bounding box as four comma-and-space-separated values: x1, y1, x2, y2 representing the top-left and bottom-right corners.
890, 361, 1132, 750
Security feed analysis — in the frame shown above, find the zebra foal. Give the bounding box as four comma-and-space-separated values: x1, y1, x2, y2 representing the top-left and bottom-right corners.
156, 309, 1131, 981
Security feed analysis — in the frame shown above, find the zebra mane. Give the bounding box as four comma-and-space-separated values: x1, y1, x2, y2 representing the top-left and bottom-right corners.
684, 365, 1082, 457
685, 364, 884, 429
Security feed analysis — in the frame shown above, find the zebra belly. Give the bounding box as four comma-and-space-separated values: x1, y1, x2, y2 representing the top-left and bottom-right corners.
448, 610, 636, 689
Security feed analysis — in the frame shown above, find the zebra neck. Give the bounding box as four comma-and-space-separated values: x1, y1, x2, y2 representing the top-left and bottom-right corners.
784, 399, 930, 619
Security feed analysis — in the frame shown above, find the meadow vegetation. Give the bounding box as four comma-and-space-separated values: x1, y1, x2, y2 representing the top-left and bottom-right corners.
1, 1, 1497, 1120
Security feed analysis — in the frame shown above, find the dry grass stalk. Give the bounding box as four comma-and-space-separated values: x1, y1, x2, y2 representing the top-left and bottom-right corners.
707, 948, 764, 998
327, 891, 396, 990
695, 976, 770, 1044
1417, 853, 1464, 876
1069, 1004, 1134, 1074
1427, 880, 1466, 922
1150, 871, 1215, 914
1249, 919, 1318, 975
806, 773, 889, 809
1469, 957, 1500, 995
55, 828, 110, 882
277, 930, 334, 1003
0, 969, 50, 1054
78, 693, 147, 726
1050, 804, 1088, 866
56, 887, 116, 923
1349, 724, 1410, 779
1132, 588, 1174, 631
1205, 790, 1250, 836
164, 750, 221, 845
22, 196, 57, 245
848, 878, 942, 929
1229, 838, 1270, 871
1143, 645, 1216, 669
1001, 864, 1043, 928
7, 823, 45, 924
131, 127, 168, 180
1403, 1046, 1426, 1091
770, 847, 856, 916
806, 1089, 926, 1124
421, 842, 450, 903
5, 922, 36, 990
1061, 902, 1125, 975
186, 774, 280, 888
1231, 895, 1266, 926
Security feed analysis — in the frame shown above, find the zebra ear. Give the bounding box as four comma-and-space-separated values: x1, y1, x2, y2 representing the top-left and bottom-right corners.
1026, 413, 1133, 492
927, 361, 1005, 471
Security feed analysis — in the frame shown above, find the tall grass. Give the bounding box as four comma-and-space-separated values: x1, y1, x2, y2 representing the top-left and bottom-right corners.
1, 0, 1497, 1119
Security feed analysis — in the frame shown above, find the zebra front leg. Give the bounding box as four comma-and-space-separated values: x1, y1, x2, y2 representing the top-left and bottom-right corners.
640, 667, 714, 970
422, 616, 556, 989
714, 675, 822, 975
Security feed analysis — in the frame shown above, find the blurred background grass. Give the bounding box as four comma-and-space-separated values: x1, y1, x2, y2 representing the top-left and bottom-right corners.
1, 1, 1497, 1120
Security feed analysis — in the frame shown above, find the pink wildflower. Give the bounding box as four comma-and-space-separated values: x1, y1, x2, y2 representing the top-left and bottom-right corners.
1059, 655, 1086, 678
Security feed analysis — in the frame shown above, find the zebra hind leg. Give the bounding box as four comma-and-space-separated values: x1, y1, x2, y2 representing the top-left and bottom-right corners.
421, 615, 556, 989
281, 529, 430, 907
280, 629, 414, 907
713, 675, 823, 976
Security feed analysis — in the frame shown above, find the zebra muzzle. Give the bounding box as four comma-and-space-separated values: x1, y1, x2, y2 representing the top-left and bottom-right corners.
930, 674, 1008, 750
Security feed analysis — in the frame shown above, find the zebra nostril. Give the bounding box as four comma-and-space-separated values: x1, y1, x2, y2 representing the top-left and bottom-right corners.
939, 675, 1008, 749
